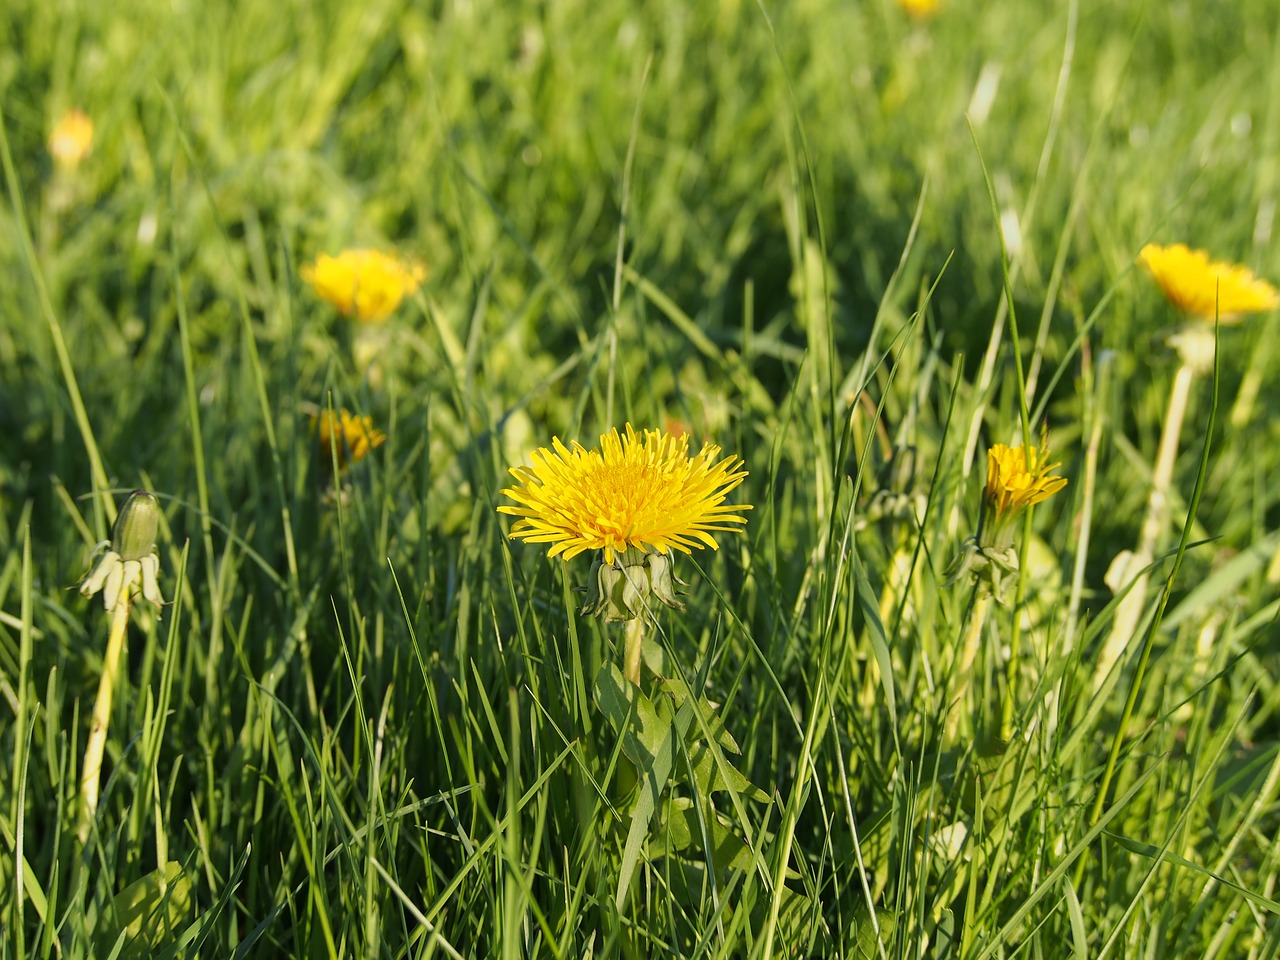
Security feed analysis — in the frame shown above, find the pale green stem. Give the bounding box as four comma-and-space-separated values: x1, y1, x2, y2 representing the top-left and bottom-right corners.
77, 591, 132, 845
864, 536, 911, 709
947, 591, 991, 740
1000, 511, 1033, 742
623, 617, 644, 687
1095, 361, 1194, 691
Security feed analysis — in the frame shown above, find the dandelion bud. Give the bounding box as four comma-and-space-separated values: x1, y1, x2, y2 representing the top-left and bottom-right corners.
113, 490, 160, 562
79, 489, 165, 615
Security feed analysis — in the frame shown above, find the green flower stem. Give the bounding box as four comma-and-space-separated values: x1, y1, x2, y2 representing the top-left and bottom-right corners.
1000, 510, 1033, 742
1096, 361, 1194, 690
1076, 328, 1218, 891
947, 590, 991, 739
76, 590, 132, 845
623, 617, 644, 687
865, 535, 910, 710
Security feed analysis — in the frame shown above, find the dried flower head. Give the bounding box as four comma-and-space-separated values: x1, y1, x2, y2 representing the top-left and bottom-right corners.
301, 249, 426, 322
49, 108, 94, 170
1138, 243, 1279, 321
312, 408, 386, 472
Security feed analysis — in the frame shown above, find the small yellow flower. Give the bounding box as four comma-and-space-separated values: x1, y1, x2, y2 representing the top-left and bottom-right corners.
498, 425, 751, 564
49, 108, 94, 170
946, 437, 1068, 600
1138, 243, 1279, 321
984, 443, 1068, 523
897, 0, 942, 17
301, 249, 426, 322
312, 408, 387, 471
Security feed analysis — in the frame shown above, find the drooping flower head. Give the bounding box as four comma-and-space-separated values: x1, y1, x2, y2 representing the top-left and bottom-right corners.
1138, 243, 1279, 321
499, 425, 750, 564
301, 249, 426, 322
312, 408, 386, 472
49, 108, 94, 170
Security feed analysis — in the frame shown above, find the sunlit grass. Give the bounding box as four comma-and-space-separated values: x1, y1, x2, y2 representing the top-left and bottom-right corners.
3, 0, 1280, 957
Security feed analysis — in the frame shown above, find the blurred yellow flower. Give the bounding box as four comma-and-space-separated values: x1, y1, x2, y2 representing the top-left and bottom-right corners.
984, 442, 1068, 523
312, 408, 386, 471
1138, 243, 1279, 321
498, 425, 751, 563
897, 0, 941, 17
301, 249, 426, 322
49, 108, 94, 170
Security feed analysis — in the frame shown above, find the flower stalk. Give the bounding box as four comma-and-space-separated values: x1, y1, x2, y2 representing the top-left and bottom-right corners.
623, 617, 645, 687
75, 489, 164, 846
947, 590, 991, 739
945, 435, 1066, 740
1096, 360, 1194, 689
76, 589, 131, 844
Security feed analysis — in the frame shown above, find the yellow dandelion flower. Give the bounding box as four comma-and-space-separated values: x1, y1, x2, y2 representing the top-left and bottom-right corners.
498, 425, 751, 564
312, 408, 386, 471
984, 442, 1068, 522
301, 249, 426, 322
946, 436, 1068, 600
897, 0, 942, 17
1138, 243, 1279, 321
49, 108, 94, 170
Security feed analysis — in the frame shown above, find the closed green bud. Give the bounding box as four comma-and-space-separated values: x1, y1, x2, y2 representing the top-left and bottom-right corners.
113, 490, 160, 562
80, 489, 165, 615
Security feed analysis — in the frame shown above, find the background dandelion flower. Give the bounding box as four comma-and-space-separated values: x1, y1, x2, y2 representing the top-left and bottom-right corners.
49, 108, 94, 170
312, 408, 386, 471
896, 0, 942, 17
498, 425, 751, 563
1138, 243, 1279, 320
301, 249, 426, 322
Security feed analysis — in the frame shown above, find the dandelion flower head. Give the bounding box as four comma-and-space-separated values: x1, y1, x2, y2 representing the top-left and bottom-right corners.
301, 249, 426, 322
498, 425, 751, 563
49, 108, 94, 170
1138, 243, 1278, 321
897, 0, 942, 17
985, 442, 1068, 522
312, 408, 386, 471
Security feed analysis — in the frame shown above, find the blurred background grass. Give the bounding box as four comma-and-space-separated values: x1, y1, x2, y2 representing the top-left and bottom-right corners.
3, 0, 1280, 956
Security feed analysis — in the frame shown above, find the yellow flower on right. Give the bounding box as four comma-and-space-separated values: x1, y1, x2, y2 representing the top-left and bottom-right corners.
1138, 243, 1279, 321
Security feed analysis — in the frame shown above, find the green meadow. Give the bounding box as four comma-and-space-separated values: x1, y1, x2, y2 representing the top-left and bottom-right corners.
4, 0, 1280, 955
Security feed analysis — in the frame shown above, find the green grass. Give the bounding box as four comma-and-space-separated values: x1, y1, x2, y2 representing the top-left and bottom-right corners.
4, 0, 1280, 956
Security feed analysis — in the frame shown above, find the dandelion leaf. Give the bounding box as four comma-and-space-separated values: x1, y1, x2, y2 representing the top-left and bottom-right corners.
95, 861, 192, 960
652, 796, 754, 872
